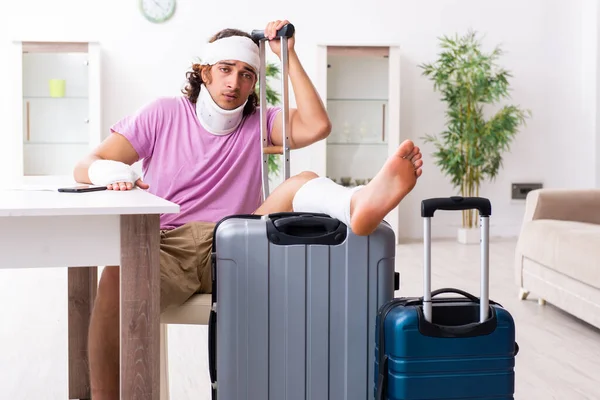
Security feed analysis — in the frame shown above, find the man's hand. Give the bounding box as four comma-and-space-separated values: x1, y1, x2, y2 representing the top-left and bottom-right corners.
264, 19, 295, 59
88, 159, 149, 191
107, 178, 149, 191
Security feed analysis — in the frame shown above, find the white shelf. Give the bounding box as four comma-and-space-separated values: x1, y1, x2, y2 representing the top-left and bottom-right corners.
327, 98, 388, 101
24, 141, 88, 145
24, 96, 88, 99
327, 142, 388, 146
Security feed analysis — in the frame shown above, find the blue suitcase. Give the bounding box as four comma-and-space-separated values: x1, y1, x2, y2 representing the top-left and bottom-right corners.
374, 197, 519, 400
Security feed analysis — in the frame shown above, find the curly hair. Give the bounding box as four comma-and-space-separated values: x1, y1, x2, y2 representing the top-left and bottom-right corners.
182, 28, 260, 117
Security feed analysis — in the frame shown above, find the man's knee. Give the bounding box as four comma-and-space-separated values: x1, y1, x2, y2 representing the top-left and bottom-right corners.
294, 170, 319, 184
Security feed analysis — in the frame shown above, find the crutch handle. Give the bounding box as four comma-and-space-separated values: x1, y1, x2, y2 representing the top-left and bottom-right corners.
251, 24, 295, 41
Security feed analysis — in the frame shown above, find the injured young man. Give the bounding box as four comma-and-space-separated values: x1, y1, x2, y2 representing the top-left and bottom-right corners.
71, 18, 423, 400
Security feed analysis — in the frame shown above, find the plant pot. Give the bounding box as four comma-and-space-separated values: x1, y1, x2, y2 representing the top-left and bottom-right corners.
457, 227, 479, 244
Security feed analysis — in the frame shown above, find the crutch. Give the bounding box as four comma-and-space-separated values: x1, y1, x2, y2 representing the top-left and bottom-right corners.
251, 23, 294, 200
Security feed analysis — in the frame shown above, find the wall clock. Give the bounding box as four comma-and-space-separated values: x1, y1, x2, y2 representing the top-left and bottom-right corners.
139, 0, 176, 23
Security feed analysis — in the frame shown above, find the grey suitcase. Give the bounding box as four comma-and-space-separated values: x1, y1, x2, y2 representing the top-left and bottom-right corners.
207, 23, 398, 400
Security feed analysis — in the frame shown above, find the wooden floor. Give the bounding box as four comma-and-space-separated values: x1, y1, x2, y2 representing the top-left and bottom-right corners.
395, 238, 600, 400
1, 238, 598, 398
163, 238, 600, 399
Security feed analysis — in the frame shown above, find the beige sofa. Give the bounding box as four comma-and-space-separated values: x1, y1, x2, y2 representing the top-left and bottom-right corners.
515, 188, 600, 329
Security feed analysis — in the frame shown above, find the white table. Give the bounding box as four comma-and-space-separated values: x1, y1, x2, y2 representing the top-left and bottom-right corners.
0, 177, 179, 399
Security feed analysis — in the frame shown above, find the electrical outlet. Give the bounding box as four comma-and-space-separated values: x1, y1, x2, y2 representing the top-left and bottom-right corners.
512, 183, 543, 200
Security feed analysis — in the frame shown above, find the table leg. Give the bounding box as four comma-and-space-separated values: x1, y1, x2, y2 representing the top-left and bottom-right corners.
120, 214, 160, 400
68, 266, 98, 400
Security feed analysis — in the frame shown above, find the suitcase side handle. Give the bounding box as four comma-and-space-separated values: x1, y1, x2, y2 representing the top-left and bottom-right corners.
208, 306, 217, 391
251, 23, 295, 41
421, 196, 492, 217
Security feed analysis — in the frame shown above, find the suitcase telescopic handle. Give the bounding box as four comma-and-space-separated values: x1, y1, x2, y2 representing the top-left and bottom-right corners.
421, 196, 491, 324
421, 196, 492, 218
251, 23, 295, 41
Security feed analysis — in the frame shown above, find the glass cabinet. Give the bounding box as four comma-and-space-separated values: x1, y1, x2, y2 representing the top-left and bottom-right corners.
12, 41, 101, 177
326, 98, 388, 144
325, 50, 390, 187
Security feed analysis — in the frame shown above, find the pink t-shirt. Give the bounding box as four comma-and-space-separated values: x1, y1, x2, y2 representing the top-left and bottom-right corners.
111, 96, 281, 230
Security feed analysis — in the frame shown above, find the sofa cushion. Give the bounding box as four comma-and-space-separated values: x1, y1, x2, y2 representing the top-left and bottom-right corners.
519, 219, 600, 290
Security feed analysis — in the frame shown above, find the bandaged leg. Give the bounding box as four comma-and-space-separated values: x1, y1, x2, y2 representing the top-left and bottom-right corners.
291, 176, 364, 227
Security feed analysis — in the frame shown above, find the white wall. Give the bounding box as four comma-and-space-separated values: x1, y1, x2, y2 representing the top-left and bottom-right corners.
387, 0, 593, 240
311, 0, 595, 240
0, 0, 598, 397
582, 0, 600, 188
1, 0, 594, 241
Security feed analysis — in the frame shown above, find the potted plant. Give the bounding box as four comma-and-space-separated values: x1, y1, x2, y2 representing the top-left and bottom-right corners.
419, 30, 531, 244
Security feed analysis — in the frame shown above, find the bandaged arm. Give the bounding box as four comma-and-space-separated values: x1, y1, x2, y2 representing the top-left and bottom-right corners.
87, 159, 140, 186
73, 130, 143, 185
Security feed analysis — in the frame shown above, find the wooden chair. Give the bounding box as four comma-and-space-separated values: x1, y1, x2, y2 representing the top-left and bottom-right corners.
159, 293, 212, 400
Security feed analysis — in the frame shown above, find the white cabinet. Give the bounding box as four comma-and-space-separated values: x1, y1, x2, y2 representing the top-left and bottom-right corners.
325, 49, 394, 187
9, 41, 101, 178
326, 99, 389, 144
314, 45, 402, 241
23, 97, 89, 144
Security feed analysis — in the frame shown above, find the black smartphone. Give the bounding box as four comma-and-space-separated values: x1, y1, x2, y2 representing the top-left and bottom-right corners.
58, 184, 107, 193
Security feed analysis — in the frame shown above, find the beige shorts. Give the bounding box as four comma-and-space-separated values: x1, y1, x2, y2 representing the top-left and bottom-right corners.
159, 221, 215, 312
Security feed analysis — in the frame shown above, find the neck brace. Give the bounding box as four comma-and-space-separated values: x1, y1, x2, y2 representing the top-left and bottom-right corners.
196, 84, 247, 135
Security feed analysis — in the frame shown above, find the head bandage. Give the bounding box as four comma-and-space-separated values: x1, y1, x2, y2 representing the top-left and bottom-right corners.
202, 35, 260, 73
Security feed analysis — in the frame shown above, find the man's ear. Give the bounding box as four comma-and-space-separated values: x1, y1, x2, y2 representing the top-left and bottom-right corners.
200, 65, 211, 83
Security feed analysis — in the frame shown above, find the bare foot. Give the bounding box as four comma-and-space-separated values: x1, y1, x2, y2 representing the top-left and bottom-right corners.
349, 140, 423, 236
